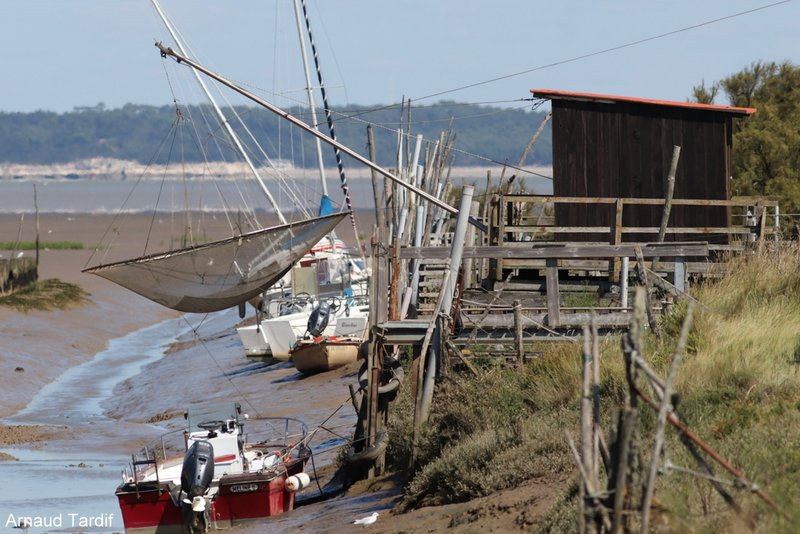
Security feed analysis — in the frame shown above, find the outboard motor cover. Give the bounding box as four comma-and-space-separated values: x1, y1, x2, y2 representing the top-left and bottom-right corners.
181, 441, 215, 498
307, 301, 331, 337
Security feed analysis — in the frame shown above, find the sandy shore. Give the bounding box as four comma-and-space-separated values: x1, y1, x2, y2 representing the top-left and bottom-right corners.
0, 209, 368, 428
0, 212, 235, 420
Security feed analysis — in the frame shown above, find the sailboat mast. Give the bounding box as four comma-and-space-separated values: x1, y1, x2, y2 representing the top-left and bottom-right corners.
155, 43, 487, 230
292, 0, 328, 196
149, 0, 288, 225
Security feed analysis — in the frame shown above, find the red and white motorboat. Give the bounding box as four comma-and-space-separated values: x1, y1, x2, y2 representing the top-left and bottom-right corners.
116, 403, 311, 534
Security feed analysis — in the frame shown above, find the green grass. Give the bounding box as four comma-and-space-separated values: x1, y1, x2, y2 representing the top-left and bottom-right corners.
0, 241, 84, 250
388, 356, 580, 511
0, 279, 87, 311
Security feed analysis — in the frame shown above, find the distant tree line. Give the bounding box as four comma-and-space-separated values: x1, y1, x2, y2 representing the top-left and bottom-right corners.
0, 101, 552, 169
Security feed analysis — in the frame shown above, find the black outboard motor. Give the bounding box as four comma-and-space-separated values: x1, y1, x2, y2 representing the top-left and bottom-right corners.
181, 441, 214, 533
181, 441, 215, 500
307, 300, 331, 337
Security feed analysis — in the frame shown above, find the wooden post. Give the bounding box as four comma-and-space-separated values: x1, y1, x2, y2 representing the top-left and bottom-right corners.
481, 170, 492, 281
364, 224, 388, 478
497, 194, 507, 280
581, 325, 597, 534
464, 200, 479, 287
488, 194, 500, 282
545, 258, 560, 328
591, 315, 601, 491
634, 247, 660, 338
757, 202, 767, 253
621, 257, 629, 308
653, 145, 681, 271
673, 256, 686, 293
609, 408, 638, 534
611, 198, 624, 282
389, 236, 400, 321
640, 303, 694, 533
516, 112, 552, 168
34, 184, 40, 272
513, 300, 523, 364
367, 125, 386, 233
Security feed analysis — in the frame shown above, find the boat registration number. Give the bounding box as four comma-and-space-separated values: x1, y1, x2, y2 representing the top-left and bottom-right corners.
230, 483, 260, 493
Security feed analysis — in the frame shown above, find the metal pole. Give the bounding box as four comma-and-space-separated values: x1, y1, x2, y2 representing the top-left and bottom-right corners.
621, 256, 629, 308
441, 185, 474, 317
419, 185, 474, 423
292, 0, 327, 195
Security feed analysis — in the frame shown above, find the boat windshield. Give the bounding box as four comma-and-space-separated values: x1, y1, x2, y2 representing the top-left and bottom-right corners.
186, 403, 240, 432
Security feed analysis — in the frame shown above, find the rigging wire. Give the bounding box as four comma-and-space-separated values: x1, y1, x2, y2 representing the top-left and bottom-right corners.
84, 127, 177, 268
331, 0, 794, 115
163, 59, 316, 224
323, 97, 554, 180
161, 59, 262, 232
218, 75, 553, 178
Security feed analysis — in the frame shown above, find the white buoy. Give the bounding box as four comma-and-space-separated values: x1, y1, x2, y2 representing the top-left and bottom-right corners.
285, 472, 311, 492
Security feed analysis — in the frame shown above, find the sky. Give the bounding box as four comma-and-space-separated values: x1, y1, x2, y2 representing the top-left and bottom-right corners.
0, 0, 797, 114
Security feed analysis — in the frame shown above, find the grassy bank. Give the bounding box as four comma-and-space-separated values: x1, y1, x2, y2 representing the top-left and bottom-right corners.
385, 241, 800, 532
0, 279, 87, 311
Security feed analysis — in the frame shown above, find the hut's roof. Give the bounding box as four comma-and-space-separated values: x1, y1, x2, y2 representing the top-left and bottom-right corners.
530, 89, 756, 117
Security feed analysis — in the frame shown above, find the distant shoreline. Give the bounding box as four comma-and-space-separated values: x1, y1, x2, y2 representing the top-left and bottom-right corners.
0, 157, 552, 183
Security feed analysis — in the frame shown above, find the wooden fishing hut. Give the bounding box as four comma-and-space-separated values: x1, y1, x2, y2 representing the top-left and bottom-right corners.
485, 90, 777, 294
531, 89, 756, 243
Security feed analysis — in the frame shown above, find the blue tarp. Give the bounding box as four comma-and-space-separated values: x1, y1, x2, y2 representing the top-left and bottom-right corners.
318, 195, 335, 216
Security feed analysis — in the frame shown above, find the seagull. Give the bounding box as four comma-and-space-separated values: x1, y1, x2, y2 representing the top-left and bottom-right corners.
353, 511, 379, 526
16, 251, 24, 258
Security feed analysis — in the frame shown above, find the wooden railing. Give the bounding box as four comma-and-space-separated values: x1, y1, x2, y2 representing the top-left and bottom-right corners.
493, 194, 780, 241
486, 194, 780, 282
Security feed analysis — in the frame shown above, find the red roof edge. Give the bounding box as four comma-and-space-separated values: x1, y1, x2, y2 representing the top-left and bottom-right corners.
530, 89, 756, 116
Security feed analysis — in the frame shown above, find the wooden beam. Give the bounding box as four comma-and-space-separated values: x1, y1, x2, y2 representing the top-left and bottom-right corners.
501, 194, 778, 208
461, 312, 632, 328
400, 243, 709, 260
545, 258, 560, 328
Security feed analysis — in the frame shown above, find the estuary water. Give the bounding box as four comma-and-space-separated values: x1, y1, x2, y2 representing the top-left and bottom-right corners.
0, 174, 552, 214
0, 315, 191, 534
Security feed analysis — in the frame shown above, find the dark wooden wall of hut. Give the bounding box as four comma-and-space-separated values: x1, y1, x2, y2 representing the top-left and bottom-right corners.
550, 99, 734, 242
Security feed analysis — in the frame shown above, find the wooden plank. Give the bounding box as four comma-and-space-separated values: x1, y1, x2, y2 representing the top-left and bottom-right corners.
504, 225, 750, 235
502, 195, 778, 208
461, 312, 632, 328
545, 258, 560, 328
612, 198, 624, 282
620, 226, 749, 234
507, 225, 613, 233
505, 195, 618, 204
400, 243, 709, 260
